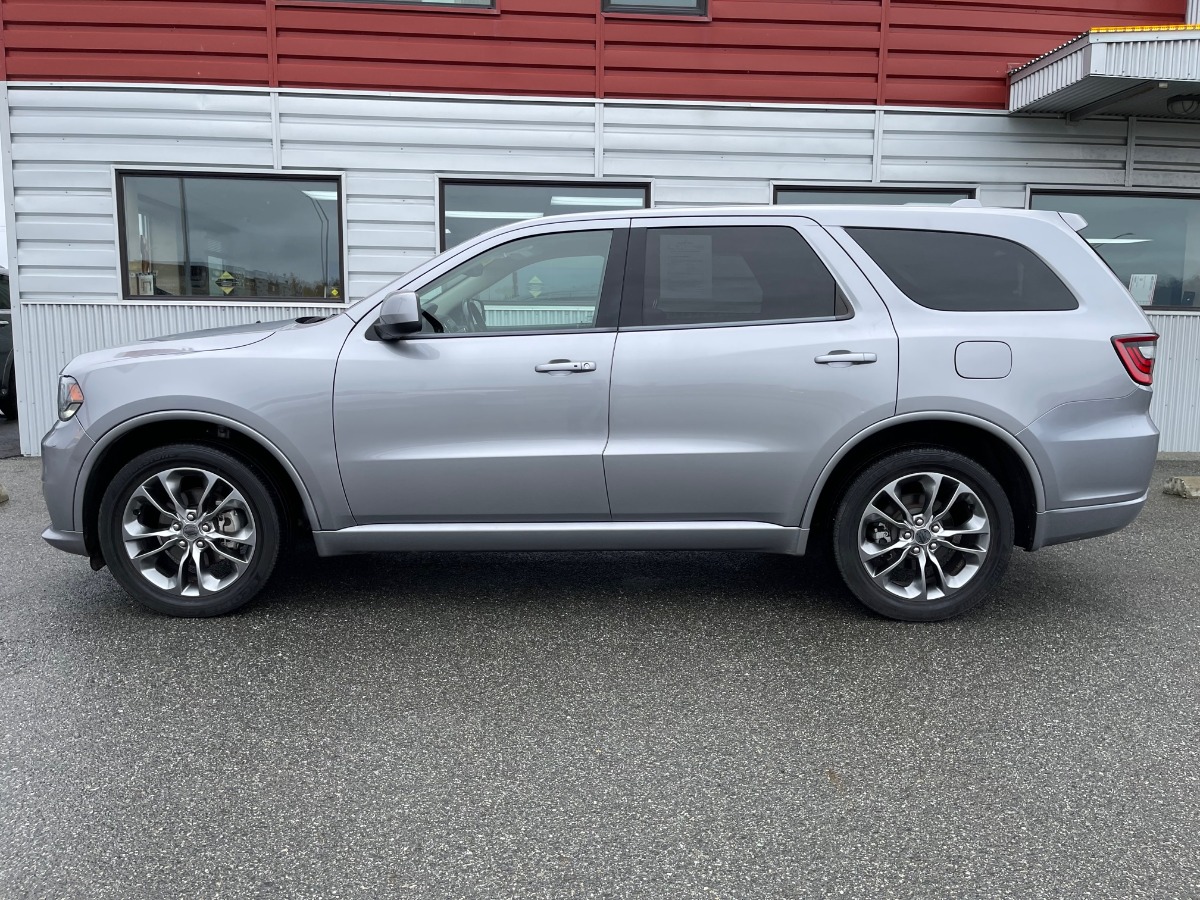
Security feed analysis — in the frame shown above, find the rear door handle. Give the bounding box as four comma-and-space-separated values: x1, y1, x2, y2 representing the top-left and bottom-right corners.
815, 351, 877, 366
535, 359, 597, 374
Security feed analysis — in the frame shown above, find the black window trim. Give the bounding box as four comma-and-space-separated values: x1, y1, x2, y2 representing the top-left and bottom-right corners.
370, 226, 630, 341
116, 168, 347, 305
602, 0, 708, 16
619, 223, 856, 331
438, 177, 652, 252
1028, 185, 1200, 313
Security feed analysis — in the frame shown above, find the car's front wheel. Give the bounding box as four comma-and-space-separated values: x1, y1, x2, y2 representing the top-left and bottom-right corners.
98, 443, 282, 617
833, 448, 1014, 622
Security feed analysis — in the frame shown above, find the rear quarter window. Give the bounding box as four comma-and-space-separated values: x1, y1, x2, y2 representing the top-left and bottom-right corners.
847, 228, 1079, 312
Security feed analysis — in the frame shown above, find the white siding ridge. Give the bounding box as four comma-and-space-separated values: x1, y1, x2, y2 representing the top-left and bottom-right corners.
4, 80, 1017, 118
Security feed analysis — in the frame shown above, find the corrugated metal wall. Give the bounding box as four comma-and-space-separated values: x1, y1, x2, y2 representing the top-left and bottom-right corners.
1147, 313, 1200, 453
5, 84, 1200, 453
0, 0, 1187, 110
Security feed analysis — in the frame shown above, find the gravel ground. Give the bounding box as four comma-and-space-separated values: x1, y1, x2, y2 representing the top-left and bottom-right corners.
0, 454, 1197, 900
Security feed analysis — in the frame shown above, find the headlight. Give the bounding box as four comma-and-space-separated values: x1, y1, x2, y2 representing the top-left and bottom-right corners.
58, 375, 84, 422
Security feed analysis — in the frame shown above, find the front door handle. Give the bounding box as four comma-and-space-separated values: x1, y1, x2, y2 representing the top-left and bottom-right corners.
535, 359, 597, 374
815, 351, 878, 366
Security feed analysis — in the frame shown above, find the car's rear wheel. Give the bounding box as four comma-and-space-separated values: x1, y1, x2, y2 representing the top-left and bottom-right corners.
833, 448, 1013, 622
98, 443, 282, 617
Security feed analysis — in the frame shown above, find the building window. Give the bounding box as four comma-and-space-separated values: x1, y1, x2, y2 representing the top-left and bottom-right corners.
602, 0, 707, 15
440, 180, 650, 250
343, 0, 494, 6
775, 186, 975, 206
1030, 191, 1200, 310
119, 173, 343, 302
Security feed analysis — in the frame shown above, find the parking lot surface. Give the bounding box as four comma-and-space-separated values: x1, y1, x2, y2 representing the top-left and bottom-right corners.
1, 453, 1197, 899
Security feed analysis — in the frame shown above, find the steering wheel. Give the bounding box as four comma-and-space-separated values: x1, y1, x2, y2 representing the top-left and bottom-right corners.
464, 298, 487, 332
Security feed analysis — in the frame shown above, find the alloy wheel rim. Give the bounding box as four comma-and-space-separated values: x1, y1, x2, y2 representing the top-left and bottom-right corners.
120, 467, 257, 597
856, 471, 991, 602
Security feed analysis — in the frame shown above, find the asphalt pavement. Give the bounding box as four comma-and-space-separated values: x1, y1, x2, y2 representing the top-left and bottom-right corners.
1, 454, 1197, 899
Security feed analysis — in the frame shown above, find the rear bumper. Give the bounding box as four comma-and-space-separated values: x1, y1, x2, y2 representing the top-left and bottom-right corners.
1029, 491, 1147, 551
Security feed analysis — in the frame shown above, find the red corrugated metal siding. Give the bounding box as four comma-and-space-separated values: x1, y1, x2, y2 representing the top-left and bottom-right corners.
1, 0, 272, 85
0, 0, 1188, 108
883, 0, 1188, 107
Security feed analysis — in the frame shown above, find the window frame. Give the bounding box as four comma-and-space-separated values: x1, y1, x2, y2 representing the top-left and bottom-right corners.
115, 168, 347, 305
772, 184, 978, 206
619, 219, 856, 331
437, 177, 652, 252
1027, 185, 1200, 313
602, 0, 708, 17
379, 224, 631, 341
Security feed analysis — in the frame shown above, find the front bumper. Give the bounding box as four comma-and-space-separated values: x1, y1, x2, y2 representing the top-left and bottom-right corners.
40, 414, 94, 554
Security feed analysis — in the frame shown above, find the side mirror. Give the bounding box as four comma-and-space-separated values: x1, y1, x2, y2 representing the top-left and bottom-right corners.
373, 291, 422, 341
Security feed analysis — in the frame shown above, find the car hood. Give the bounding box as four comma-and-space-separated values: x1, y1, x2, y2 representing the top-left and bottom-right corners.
66, 315, 338, 370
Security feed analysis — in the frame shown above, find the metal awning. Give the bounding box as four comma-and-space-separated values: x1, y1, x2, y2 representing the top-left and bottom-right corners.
1009, 25, 1200, 120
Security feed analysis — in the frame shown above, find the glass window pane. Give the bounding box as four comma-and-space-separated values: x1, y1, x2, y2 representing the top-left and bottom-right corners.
122, 175, 342, 301
1031, 192, 1200, 309
442, 181, 648, 249
776, 187, 973, 206
418, 230, 614, 333
604, 0, 705, 12
642, 226, 843, 326
848, 228, 1078, 312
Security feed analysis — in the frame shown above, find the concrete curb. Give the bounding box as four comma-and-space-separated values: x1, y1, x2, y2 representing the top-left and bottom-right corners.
1163, 476, 1200, 499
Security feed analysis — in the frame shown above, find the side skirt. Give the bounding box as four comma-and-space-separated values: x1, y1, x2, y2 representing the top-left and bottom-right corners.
312, 521, 808, 556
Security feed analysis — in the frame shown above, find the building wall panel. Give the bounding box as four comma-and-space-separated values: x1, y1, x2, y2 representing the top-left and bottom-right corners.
2, 0, 1186, 108
1147, 312, 1200, 453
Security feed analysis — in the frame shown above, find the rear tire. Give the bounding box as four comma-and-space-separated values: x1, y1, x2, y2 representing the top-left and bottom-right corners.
833, 448, 1013, 622
98, 443, 282, 617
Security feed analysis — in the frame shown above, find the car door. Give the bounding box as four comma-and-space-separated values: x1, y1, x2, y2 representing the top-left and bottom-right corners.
603, 215, 899, 526
334, 224, 627, 524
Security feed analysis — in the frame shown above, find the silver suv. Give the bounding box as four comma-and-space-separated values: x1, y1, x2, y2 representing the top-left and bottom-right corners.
41, 206, 1159, 621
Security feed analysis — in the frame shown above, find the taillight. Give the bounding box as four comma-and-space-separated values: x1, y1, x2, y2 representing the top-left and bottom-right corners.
1112, 334, 1157, 386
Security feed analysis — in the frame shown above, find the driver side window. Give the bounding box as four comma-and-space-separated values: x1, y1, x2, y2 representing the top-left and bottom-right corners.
416, 230, 615, 334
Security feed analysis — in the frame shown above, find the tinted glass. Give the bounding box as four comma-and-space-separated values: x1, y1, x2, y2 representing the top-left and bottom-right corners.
0, 274, 9, 310
418, 230, 614, 333
604, 0, 706, 13
848, 228, 1078, 312
639, 226, 844, 326
776, 187, 973, 206
1031, 192, 1200, 309
442, 181, 649, 249
122, 175, 342, 301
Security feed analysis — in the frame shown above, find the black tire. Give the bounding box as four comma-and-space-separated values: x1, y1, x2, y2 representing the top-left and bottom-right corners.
98, 443, 282, 617
833, 448, 1013, 622
0, 368, 15, 420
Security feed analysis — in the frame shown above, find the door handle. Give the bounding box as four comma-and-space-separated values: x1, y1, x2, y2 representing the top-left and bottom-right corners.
815, 351, 877, 366
535, 359, 597, 374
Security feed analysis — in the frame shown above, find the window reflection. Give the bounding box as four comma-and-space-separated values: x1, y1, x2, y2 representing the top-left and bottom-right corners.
441, 181, 649, 249
1031, 192, 1200, 309
775, 187, 974, 206
121, 174, 342, 301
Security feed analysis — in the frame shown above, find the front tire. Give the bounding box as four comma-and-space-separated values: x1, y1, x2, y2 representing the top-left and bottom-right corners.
98, 443, 282, 617
833, 448, 1013, 622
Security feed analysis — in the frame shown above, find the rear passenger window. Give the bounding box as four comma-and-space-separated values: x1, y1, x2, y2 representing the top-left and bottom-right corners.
633, 226, 847, 327
847, 228, 1078, 312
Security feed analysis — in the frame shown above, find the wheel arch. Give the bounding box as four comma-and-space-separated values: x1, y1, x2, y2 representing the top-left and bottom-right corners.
77, 412, 320, 561
803, 413, 1044, 551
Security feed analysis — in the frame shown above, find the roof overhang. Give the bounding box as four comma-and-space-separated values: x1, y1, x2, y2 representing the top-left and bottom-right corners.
1009, 26, 1200, 120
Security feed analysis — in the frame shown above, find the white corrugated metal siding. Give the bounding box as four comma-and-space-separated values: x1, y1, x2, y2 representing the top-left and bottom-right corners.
1148, 312, 1200, 453
4, 84, 1200, 454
